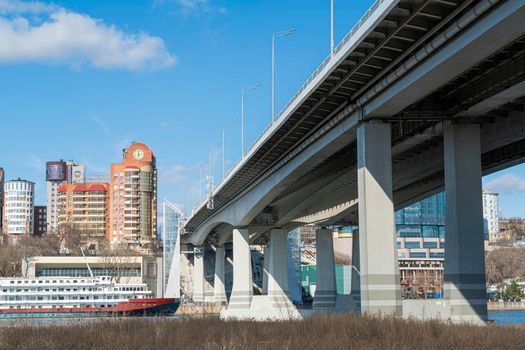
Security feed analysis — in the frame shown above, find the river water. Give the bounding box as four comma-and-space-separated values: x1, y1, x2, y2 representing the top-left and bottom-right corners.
0, 311, 522, 326
489, 310, 525, 325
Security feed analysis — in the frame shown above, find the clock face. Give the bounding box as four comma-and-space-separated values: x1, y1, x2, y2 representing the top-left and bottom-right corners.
74, 170, 81, 178
133, 149, 145, 160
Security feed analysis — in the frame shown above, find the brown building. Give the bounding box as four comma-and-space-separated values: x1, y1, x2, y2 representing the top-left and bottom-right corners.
57, 183, 109, 243
33, 206, 47, 236
108, 142, 157, 250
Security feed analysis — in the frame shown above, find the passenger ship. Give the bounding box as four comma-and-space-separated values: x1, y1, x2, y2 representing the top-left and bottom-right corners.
0, 276, 179, 318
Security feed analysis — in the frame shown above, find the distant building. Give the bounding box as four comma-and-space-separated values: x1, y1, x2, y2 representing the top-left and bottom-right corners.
22, 256, 163, 298
0, 167, 4, 234
57, 182, 109, 243
3, 179, 35, 239
33, 206, 47, 236
46, 160, 86, 235
162, 200, 184, 298
395, 192, 446, 297
108, 142, 157, 250
483, 190, 500, 241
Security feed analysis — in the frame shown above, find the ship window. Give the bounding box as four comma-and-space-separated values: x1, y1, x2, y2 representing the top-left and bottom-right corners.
17, 281, 21, 284
38, 281, 42, 284
10, 281, 13, 284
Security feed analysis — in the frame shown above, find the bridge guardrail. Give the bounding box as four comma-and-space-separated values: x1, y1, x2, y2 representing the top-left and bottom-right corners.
194, 0, 386, 213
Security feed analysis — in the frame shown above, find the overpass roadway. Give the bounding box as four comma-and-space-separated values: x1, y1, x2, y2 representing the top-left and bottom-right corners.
182, 0, 525, 323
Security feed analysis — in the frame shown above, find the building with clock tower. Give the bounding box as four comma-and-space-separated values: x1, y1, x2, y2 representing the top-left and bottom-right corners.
108, 142, 157, 250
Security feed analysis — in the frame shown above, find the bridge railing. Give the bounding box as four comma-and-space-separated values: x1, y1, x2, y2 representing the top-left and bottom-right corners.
192, 0, 387, 215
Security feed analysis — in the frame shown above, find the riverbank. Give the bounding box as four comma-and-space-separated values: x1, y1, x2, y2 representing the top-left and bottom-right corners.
1, 313, 525, 350
488, 301, 525, 311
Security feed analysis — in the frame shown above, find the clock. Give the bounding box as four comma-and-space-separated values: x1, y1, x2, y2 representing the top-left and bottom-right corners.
133, 149, 145, 160
74, 170, 82, 179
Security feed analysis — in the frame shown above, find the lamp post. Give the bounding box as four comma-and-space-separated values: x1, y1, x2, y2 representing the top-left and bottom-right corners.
272, 28, 296, 122
331, 0, 335, 55
221, 118, 238, 179
242, 84, 260, 159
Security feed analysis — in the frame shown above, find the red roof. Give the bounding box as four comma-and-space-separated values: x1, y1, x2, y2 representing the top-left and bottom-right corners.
58, 183, 67, 192
88, 184, 107, 192
73, 184, 88, 192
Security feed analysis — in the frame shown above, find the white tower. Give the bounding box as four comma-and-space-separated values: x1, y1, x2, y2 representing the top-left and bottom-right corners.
3, 179, 35, 238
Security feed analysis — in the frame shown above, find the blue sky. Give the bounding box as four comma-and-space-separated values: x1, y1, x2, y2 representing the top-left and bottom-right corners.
0, 0, 524, 218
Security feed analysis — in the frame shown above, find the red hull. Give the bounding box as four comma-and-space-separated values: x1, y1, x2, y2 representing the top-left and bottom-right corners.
0, 298, 179, 316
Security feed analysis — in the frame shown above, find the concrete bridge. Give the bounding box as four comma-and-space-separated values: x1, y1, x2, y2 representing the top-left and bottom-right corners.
181, 0, 525, 323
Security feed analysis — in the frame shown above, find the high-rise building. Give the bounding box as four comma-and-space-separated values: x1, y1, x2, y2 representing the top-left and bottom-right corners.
46, 160, 86, 234
483, 190, 500, 241
0, 167, 4, 233
108, 142, 157, 249
2, 179, 35, 239
57, 183, 109, 243
46, 161, 67, 235
163, 200, 184, 298
66, 161, 86, 184
33, 206, 47, 236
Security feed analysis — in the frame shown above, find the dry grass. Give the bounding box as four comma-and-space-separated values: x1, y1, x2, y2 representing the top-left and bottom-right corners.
1, 314, 525, 350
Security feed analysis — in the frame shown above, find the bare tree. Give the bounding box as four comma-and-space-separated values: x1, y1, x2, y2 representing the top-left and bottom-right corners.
97, 243, 137, 283
486, 247, 525, 285
505, 218, 525, 241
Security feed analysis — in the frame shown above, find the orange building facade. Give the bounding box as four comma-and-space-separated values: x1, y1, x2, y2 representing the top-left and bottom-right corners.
108, 142, 157, 249
57, 183, 109, 242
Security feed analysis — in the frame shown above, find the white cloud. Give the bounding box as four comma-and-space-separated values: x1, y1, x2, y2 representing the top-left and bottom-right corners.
0, 0, 175, 70
0, 0, 55, 14
485, 173, 525, 194
159, 165, 188, 184
154, 0, 225, 15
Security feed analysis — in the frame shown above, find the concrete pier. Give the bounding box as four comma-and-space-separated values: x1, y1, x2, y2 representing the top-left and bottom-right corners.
262, 244, 270, 295
213, 245, 228, 304
351, 229, 361, 313
193, 246, 205, 303
267, 229, 292, 310
443, 123, 487, 324
357, 122, 401, 316
313, 228, 336, 311
227, 228, 253, 310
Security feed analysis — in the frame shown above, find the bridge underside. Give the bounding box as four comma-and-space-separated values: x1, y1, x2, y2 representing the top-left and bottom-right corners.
183, 0, 525, 323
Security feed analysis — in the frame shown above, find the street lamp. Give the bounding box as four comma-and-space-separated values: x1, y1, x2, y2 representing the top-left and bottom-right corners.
331, 0, 335, 55
221, 118, 238, 179
242, 84, 260, 159
272, 28, 296, 122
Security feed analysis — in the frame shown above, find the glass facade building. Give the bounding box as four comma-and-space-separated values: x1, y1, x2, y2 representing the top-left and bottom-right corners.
396, 192, 445, 239
395, 193, 445, 298
396, 192, 446, 260
162, 200, 184, 298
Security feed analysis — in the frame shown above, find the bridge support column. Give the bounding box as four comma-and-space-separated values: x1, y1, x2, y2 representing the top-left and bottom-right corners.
444, 123, 487, 324
193, 246, 205, 303
214, 245, 227, 304
268, 229, 293, 309
228, 228, 253, 310
357, 122, 401, 316
351, 229, 361, 313
313, 228, 336, 311
262, 244, 270, 295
